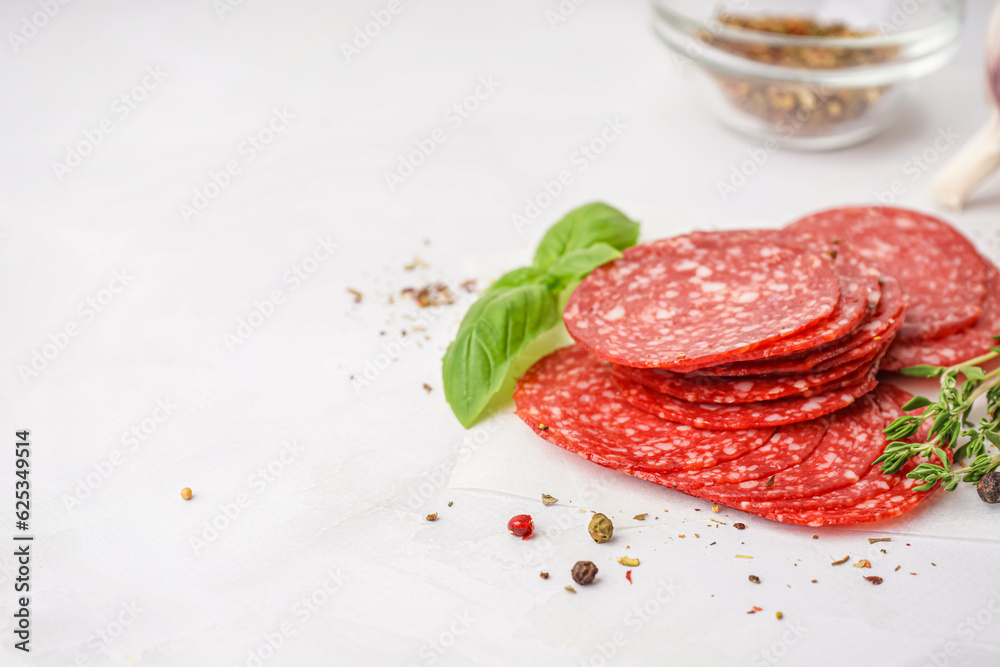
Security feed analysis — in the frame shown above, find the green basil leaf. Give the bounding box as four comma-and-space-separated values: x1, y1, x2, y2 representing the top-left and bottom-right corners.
484, 266, 548, 294
545, 243, 622, 290
900, 364, 945, 378
442, 284, 559, 428
532, 202, 639, 272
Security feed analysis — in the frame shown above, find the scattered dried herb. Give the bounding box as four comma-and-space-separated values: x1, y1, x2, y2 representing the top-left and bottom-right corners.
854, 560, 872, 569
735, 555, 753, 559
404, 256, 429, 271
447, 501, 453, 507
347, 288, 363, 303
749, 575, 761, 584
401, 283, 455, 308
765, 476, 776, 488
572, 561, 599, 585
712, 503, 720, 513
565, 585, 577, 594
539, 571, 549, 579
422, 383, 432, 393
541, 494, 558, 506
617, 556, 640, 567
868, 537, 891, 544
426, 513, 438, 521
865, 576, 884, 585
633, 513, 648, 520
747, 606, 763, 615
831, 555, 850, 566
588, 513, 614, 543
733, 523, 746, 530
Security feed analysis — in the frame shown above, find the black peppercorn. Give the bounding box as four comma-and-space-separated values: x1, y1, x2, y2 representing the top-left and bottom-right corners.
572, 561, 598, 585
977, 471, 1000, 503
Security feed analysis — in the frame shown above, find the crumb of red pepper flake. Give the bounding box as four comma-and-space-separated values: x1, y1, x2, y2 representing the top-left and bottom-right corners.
401, 283, 455, 307
347, 288, 363, 303
853, 559, 872, 569
865, 576, 884, 585
539, 571, 549, 579
626, 570, 633, 584
422, 383, 432, 393
747, 606, 763, 614
733, 523, 746, 530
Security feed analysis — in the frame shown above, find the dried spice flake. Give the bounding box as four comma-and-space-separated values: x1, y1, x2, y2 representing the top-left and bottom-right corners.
865, 576, 884, 585
868, 537, 891, 544
617, 556, 640, 567
447, 501, 453, 507
853, 559, 872, 569
422, 383, 432, 393
401, 283, 455, 308
625, 570, 633, 585
712, 503, 720, 513
539, 571, 549, 580
747, 606, 763, 615
347, 288, 363, 303
541, 494, 558, 506
733, 523, 746, 530
564, 585, 577, 594
831, 555, 850, 566
633, 513, 648, 521
749, 575, 761, 584
735, 555, 753, 559
765, 476, 776, 488
425, 513, 438, 521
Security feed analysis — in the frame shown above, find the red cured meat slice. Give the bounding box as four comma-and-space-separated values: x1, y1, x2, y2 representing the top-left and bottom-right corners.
882, 261, 1000, 371
615, 354, 872, 404
689, 390, 890, 502
613, 364, 878, 430
563, 235, 840, 368
787, 206, 987, 342
761, 475, 934, 526
635, 418, 830, 490
690, 275, 905, 377
512, 346, 775, 473
732, 384, 928, 515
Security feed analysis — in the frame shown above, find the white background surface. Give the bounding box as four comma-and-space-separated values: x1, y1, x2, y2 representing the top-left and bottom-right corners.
2, 1, 1000, 665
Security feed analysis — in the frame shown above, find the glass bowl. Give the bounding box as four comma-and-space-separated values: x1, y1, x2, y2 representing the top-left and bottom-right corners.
650, 0, 967, 149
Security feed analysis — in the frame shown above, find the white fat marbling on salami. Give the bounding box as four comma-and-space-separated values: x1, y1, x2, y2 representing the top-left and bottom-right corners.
788, 206, 987, 343
563, 235, 839, 368
512, 346, 775, 473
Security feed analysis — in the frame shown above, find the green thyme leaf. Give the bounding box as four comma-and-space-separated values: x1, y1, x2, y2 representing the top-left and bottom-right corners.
901, 396, 932, 411
899, 364, 945, 378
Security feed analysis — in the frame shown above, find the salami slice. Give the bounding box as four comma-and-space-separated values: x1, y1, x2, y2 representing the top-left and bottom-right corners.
787, 206, 987, 342
635, 418, 829, 489
761, 475, 934, 526
691, 390, 890, 502
512, 346, 775, 473
615, 353, 872, 404
563, 235, 840, 368
614, 364, 878, 430
690, 275, 905, 377
882, 261, 1000, 371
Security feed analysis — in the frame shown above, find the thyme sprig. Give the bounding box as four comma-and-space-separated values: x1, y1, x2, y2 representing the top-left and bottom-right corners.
874, 346, 1000, 492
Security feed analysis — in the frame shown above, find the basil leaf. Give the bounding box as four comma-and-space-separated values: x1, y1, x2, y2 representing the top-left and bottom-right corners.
442, 284, 559, 428
546, 243, 622, 283
484, 266, 547, 294
532, 202, 639, 271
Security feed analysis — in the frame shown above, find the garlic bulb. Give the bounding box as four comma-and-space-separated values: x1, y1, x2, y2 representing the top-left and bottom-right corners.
932, 2, 1000, 210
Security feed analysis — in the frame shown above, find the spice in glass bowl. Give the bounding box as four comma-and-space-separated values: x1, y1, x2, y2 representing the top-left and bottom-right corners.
699, 14, 899, 130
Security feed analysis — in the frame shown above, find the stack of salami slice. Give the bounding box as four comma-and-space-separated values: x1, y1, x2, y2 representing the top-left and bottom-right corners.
513, 206, 994, 526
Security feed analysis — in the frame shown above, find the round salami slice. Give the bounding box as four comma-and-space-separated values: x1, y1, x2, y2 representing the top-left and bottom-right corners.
883, 261, 1000, 371
613, 364, 878, 430
761, 475, 935, 526
563, 235, 840, 368
690, 275, 905, 377
787, 206, 987, 342
635, 418, 829, 490
614, 354, 872, 404
690, 390, 890, 502
512, 346, 775, 473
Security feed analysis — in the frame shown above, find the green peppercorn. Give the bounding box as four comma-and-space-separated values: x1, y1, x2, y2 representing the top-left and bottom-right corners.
588, 513, 614, 543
